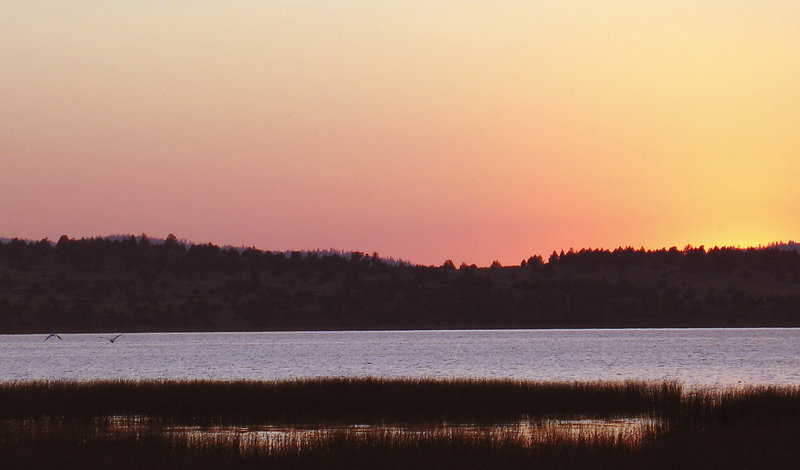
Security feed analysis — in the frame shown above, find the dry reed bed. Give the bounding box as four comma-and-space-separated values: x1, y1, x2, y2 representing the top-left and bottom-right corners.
0, 420, 654, 470
5, 418, 800, 470
4, 379, 800, 469
0, 378, 682, 424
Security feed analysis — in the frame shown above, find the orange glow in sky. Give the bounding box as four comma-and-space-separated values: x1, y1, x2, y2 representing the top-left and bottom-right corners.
2, 1, 799, 266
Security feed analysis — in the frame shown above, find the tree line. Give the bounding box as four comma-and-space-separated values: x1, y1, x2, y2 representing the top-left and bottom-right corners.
1, 236, 799, 333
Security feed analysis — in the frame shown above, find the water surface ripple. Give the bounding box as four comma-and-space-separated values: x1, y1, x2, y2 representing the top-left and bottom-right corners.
2, 329, 799, 386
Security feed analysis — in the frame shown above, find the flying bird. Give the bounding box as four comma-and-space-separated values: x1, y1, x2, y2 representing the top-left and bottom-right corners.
44, 333, 63, 342
100, 334, 124, 343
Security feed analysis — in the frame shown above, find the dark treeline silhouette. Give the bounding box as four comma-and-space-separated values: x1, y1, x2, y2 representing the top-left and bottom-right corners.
1, 235, 800, 333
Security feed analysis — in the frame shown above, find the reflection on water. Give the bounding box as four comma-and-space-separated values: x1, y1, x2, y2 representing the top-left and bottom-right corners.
100, 416, 658, 448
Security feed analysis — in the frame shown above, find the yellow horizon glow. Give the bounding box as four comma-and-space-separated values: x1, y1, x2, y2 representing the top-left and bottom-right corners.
1, 1, 799, 266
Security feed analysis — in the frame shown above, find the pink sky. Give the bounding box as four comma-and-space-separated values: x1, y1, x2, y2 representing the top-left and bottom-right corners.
2, 1, 799, 266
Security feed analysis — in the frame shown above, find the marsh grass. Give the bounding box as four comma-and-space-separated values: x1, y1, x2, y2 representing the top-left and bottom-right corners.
3, 379, 800, 469
0, 378, 681, 424
0, 419, 650, 470
679, 385, 800, 427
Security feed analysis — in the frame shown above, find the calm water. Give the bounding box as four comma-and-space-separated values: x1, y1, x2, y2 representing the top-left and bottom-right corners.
2, 329, 800, 386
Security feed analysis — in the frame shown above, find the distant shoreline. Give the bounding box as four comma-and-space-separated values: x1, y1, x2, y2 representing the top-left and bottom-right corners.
2, 236, 800, 333
6, 326, 800, 336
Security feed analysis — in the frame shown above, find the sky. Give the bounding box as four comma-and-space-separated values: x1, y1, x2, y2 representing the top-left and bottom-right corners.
2, 1, 799, 266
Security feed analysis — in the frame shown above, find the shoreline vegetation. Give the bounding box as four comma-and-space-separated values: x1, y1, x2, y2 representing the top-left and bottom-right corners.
2, 235, 800, 333
0, 378, 683, 423
3, 378, 800, 469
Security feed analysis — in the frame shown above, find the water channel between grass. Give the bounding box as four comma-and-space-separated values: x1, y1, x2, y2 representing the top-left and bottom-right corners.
98, 415, 658, 449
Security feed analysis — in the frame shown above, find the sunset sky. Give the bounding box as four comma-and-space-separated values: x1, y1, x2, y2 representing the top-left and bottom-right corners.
2, 1, 799, 266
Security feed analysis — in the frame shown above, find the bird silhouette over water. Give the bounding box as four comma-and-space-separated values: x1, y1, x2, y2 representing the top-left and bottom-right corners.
44, 333, 63, 342
100, 334, 124, 343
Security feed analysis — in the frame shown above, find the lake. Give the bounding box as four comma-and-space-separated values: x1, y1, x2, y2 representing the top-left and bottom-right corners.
2, 328, 800, 386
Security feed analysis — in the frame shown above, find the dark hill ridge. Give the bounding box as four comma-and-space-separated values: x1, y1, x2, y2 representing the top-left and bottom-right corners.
1, 235, 799, 333
0, 235, 413, 266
